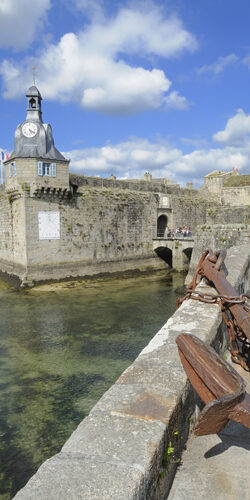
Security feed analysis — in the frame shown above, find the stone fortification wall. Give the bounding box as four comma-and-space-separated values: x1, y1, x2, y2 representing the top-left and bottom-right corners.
206, 205, 250, 225
0, 192, 12, 263
185, 203, 250, 283
0, 178, 217, 284
202, 172, 250, 206
24, 186, 163, 282
71, 174, 218, 233
0, 192, 28, 281
70, 173, 181, 194
203, 171, 234, 196
3, 172, 247, 285
169, 192, 216, 232
222, 185, 250, 206
13, 245, 250, 500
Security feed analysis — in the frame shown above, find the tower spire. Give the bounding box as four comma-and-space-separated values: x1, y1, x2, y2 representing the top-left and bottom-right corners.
32, 66, 37, 85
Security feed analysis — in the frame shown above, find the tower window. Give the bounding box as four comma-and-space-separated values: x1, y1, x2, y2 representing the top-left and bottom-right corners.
37, 161, 57, 177
43, 163, 50, 176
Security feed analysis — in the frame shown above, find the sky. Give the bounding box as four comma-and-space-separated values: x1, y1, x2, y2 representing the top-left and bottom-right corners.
0, 0, 250, 186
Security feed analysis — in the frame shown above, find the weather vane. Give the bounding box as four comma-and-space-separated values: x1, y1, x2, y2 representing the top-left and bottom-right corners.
32, 66, 37, 85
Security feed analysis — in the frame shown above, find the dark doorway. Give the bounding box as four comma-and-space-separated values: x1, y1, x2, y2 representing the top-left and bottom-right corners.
157, 215, 168, 237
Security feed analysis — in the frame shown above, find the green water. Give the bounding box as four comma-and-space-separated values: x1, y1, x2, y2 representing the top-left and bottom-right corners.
0, 271, 185, 499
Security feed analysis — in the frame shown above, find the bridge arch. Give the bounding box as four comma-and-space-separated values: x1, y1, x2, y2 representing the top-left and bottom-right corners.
154, 246, 172, 267
157, 215, 168, 237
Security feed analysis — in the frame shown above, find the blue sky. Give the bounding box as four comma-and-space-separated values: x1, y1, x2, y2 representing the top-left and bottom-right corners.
0, 0, 250, 186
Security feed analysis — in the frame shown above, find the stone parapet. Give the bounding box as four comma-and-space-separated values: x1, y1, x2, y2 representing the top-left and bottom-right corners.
13, 245, 249, 499
186, 224, 250, 284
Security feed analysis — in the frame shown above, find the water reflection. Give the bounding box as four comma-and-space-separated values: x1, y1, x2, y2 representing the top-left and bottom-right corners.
0, 271, 185, 499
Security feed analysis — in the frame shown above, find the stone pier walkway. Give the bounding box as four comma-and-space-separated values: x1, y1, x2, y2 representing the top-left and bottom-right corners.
168, 355, 250, 500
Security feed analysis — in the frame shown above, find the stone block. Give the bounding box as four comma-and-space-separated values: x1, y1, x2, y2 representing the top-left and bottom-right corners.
90, 383, 179, 424
13, 452, 145, 500
62, 412, 166, 483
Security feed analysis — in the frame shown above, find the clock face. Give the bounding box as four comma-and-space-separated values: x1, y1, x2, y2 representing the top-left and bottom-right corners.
22, 122, 38, 138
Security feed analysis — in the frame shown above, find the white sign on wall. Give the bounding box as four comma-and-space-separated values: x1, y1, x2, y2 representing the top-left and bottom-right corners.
161, 196, 170, 208
38, 211, 60, 240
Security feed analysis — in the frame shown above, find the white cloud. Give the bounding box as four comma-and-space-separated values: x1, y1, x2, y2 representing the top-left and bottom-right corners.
164, 90, 191, 111
0, 0, 51, 50
65, 109, 250, 185
197, 53, 238, 76
171, 146, 249, 180
0, 4, 197, 114
65, 138, 182, 178
213, 109, 250, 146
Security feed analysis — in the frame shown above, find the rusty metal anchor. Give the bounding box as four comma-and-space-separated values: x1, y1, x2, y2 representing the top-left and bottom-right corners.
177, 248, 250, 371
176, 334, 250, 435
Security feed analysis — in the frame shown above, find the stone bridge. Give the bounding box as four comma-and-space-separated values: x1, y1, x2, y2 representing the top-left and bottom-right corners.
153, 237, 194, 271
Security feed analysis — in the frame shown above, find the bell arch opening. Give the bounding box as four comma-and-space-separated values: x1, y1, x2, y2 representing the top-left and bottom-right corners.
29, 98, 36, 109
157, 215, 168, 237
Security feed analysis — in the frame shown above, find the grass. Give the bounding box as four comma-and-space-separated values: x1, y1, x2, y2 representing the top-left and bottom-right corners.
224, 175, 250, 187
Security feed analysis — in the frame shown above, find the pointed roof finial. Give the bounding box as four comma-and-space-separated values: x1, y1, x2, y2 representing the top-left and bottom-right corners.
32, 66, 37, 85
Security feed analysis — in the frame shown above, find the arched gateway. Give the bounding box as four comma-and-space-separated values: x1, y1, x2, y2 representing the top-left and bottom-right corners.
157, 214, 168, 237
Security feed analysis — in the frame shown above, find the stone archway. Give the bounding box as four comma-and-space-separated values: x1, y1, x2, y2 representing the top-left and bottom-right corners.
157, 215, 168, 237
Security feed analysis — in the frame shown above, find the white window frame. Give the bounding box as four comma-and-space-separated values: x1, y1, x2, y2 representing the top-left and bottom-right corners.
43, 163, 50, 176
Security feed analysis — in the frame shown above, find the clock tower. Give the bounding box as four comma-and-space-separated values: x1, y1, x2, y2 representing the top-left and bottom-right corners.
4, 84, 69, 196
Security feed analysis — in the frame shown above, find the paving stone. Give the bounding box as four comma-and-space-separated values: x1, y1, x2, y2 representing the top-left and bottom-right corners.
168, 360, 250, 500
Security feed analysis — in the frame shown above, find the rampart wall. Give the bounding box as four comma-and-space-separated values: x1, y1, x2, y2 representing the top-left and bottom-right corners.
0, 189, 28, 280
0, 175, 219, 284
206, 205, 250, 225
70, 174, 217, 233
24, 186, 163, 282
13, 244, 250, 500
222, 185, 250, 206
0, 189, 11, 262
70, 174, 181, 194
